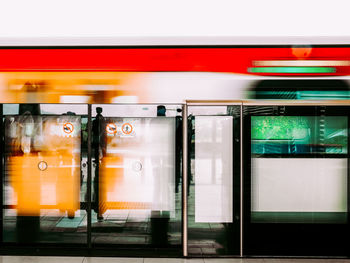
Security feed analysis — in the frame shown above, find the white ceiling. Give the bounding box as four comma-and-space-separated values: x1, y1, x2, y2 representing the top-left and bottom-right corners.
0, 0, 350, 45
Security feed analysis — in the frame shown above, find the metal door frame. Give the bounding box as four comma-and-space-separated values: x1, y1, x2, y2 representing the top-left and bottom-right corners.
183, 100, 350, 257
183, 100, 243, 257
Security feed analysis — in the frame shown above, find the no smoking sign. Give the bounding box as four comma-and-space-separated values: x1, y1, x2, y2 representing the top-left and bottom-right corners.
106, 123, 117, 134
63, 122, 74, 134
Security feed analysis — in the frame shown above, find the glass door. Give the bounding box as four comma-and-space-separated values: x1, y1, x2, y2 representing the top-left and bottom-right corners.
90, 104, 182, 255
186, 102, 241, 256
2, 104, 88, 247
244, 103, 350, 256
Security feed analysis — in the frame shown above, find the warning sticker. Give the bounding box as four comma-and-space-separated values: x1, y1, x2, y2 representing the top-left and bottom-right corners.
63, 122, 74, 134
122, 123, 133, 135
106, 123, 117, 134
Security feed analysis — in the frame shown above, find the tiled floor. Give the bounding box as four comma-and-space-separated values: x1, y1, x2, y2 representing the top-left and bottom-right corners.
0, 257, 350, 263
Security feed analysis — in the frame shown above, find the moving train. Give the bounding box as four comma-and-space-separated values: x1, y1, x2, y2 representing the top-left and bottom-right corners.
0, 46, 349, 103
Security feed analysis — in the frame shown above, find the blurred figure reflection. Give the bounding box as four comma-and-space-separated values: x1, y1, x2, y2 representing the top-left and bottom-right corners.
92, 107, 106, 221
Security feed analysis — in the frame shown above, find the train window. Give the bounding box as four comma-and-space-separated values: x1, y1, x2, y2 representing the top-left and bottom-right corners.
250, 80, 350, 100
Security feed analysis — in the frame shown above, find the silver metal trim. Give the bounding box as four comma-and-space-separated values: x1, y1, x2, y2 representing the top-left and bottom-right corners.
182, 104, 188, 257
240, 103, 244, 257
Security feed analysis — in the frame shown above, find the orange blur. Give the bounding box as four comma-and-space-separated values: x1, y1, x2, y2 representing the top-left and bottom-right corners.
7, 116, 81, 217
0, 72, 147, 103
10, 154, 80, 217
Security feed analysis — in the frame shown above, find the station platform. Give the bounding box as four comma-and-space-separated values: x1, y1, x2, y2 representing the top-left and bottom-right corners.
1, 257, 350, 263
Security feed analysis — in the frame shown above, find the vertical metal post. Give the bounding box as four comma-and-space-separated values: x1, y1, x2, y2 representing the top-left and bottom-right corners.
240, 102, 243, 257
182, 104, 188, 257
87, 104, 92, 249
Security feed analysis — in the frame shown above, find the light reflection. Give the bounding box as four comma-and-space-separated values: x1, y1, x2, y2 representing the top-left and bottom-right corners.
95, 117, 176, 218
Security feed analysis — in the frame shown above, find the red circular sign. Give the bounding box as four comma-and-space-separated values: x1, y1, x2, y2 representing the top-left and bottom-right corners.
106, 123, 117, 134
122, 123, 133, 135
63, 122, 74, 134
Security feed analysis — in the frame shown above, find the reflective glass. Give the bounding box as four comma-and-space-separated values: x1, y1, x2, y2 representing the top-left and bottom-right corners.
251, 113, 348, 224
3, 104, 88, 244
187, 105, 240, 256
91, 104, 182, 249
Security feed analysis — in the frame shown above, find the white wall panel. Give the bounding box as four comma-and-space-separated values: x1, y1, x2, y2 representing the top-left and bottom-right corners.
252, 158, 347, 212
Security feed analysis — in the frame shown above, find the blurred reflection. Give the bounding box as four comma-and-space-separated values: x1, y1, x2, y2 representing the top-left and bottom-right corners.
95, 117, 175, 214
250, 80, 350, 100
4, 104, 83, 243
92, 107, 106, 220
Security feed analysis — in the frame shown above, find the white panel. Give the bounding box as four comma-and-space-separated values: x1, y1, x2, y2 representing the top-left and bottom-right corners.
252, 158, 347, 212
195, 116, 233, 223
105, 117, 176, 216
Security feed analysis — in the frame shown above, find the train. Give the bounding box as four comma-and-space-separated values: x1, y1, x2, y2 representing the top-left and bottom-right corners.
0, 46, 349, 103
2, 44, 350, 257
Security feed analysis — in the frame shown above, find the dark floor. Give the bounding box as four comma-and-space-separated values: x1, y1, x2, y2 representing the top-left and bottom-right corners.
1, 256, 350, 263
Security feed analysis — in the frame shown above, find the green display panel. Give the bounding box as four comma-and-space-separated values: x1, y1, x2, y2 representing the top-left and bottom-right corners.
251, 116, 348, 154
252, 116, 309, 140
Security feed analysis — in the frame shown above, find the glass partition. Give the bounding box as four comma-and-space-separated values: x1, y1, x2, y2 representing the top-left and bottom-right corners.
244, 105, 350, 256
90, 104, 182, 252
251, 114, 348, 223
187, 104, 240, 256
2, 104, 88, 245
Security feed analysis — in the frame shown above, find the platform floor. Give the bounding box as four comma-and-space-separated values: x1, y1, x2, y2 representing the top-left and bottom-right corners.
1, 257, 350, 263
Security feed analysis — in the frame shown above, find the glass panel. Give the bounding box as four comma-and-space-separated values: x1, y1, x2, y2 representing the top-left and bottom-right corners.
91, 104, 182, 249
251, 113, 348, 224
3, 104, 88, 244
188, 105, 240, 256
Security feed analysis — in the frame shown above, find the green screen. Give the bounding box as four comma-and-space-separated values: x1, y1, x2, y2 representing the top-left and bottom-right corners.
251, 116, 348, 154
